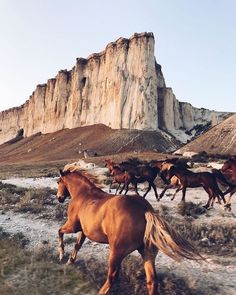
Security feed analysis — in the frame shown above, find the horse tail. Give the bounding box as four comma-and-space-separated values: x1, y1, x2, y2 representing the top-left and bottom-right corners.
144, 212, 204, 261
211, 169, 235, 186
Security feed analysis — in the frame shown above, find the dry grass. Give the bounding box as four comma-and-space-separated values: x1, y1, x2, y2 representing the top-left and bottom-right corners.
0, 182, 57, 216
176, 201, 207, 218
167, 217, 236, 256
0, 228, 96, 295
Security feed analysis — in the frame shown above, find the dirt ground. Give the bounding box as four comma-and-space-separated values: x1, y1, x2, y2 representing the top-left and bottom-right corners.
0, 161, 236, 295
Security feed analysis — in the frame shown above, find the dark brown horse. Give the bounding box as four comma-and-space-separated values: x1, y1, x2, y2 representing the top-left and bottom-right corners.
166, 165, 226, 208
56, 165, 203, 295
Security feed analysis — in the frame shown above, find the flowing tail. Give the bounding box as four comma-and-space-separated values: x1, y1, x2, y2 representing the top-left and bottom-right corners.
144, 212, 204, 261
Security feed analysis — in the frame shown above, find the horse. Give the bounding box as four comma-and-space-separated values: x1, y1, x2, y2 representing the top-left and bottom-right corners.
166, 165, 226, 209
221, 158, 236, 181
105, 159, 161, 200
153, 160, 189, 200
108, 164, 133, 194
56, 165, 204, 295
221, 158, 236, 209
105, 159, 133, 194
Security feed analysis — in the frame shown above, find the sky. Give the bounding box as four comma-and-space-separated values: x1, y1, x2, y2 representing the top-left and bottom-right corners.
0, 0, 235, 112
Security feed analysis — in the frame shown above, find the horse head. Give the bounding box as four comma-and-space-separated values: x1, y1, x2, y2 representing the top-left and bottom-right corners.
221, 158, 236, 172
166, 165, 177, 180
57, 169, 70, 203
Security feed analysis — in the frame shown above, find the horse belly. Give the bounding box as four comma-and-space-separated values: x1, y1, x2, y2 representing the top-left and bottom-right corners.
187, 179, 201, 188
80, 220, 109, 244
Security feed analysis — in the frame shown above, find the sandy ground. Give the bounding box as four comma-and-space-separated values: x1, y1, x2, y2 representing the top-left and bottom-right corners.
1, 167, 236, 295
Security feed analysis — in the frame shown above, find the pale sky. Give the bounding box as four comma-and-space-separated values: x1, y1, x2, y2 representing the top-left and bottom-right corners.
0, 0, 235, 112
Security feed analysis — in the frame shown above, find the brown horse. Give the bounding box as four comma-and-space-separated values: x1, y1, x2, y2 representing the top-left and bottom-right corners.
221, 158, 236, 208
155, 161, 188, 200
56, 165, 203, 295
166, 165, 226, 208
108, 164, 133, 194
105, 159, 161, 200
105, 159, 133, 194
221, 158, 236, 180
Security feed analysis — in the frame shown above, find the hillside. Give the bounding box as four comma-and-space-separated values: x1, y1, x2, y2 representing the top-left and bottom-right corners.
0, 124, 180, 165
175, 113, 236, 155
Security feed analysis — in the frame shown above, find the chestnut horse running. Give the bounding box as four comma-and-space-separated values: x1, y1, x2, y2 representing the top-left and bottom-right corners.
56, 165, 203, 295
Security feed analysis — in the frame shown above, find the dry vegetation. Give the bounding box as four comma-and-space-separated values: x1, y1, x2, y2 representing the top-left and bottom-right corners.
0, 227, 214, 295
0, 228, 96, 295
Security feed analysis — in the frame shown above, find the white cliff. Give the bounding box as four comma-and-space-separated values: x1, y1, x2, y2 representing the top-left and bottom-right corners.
0, 32, 229, 145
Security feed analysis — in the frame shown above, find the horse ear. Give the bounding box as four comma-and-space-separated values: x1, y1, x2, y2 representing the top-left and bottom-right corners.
59, 169, 65, 176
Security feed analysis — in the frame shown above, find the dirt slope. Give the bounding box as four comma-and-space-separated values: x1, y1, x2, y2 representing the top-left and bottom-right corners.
175, 113, 236, 155
0, 124, 180, 165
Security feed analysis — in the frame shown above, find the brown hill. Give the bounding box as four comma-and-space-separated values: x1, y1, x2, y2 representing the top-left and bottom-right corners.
0, 124, 179, 165
175, 114, 236, 155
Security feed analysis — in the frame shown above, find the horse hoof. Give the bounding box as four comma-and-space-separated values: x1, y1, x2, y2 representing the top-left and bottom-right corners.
66, 258, 74, 265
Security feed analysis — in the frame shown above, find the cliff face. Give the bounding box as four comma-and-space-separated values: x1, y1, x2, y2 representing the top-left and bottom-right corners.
0, 32, 228, 145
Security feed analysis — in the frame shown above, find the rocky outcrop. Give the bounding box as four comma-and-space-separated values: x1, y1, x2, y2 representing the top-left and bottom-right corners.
0, 32, 229, 145
175, 113, 236, 155
157, 87, 228, 143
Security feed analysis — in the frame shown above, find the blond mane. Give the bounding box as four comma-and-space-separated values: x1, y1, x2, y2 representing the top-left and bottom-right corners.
63, 163, 103, 188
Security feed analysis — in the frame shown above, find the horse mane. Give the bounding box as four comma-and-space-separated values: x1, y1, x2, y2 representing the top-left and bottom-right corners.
63, 164, 103, 188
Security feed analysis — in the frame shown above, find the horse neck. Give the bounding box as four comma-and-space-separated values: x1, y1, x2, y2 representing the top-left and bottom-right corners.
171, 167, 187, 177
65, 174, 103, 201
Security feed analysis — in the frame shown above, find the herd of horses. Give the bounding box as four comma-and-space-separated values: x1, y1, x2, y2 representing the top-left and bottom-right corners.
56, 157, 236, 295
105, 157, 236, 210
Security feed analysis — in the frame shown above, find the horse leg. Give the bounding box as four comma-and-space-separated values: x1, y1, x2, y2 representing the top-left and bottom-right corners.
224, 192, 233, 211
202, 187, 214, 209
115, 183, 121, 194
224, 187, 236, 211
138, 247, 158, 295
123, 183, 130, 195
58, 221, 75, 261
119, 183, 125, 194
151, 182, 159, 201
134, 182, 140, 196
171, 186, 182, 201
159, 184, 171, 200
109, 179, 113, 193
181, 186, 187, 202
98, 249, 124, 295
67, 232, 86, 264
143, 183, 151, 199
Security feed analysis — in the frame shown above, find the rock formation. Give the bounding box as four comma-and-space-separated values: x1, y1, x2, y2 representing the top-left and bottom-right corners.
0, 32, 229, 145
175, 113, 236, 155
